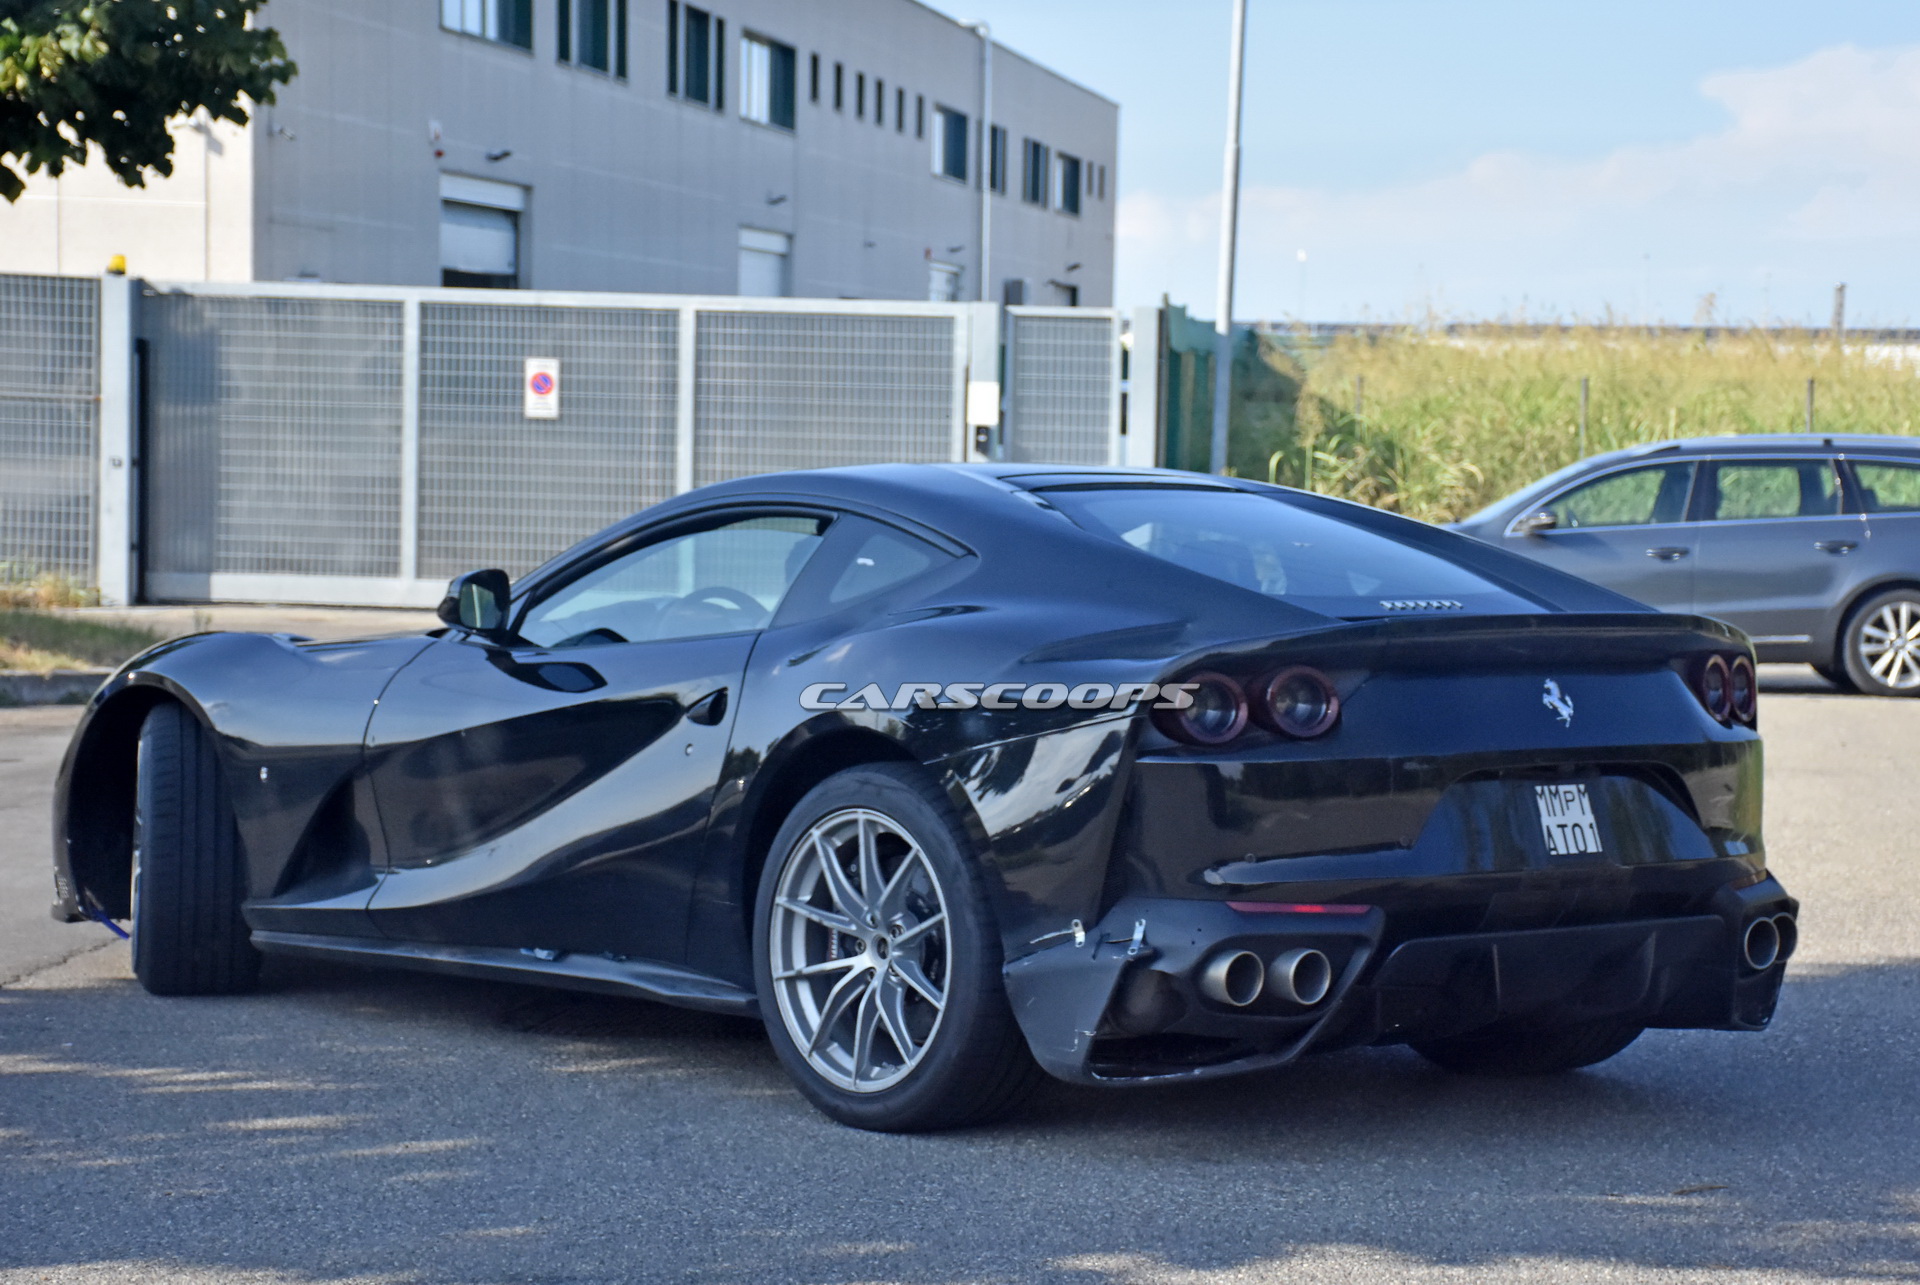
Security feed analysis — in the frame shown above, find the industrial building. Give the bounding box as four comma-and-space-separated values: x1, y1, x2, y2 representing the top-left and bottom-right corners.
0, 0, 1117, 306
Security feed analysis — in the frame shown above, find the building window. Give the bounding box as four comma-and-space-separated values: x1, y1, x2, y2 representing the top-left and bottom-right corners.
834, 62, 844, 110
1056, 153, 1081, 215
738, 227, 791, 297
669, 3, 721, 107
442, 0, 532, 48
933, 106, 968, 181
895, 87, 905, 133
988, 125, 1007, 194
440, 175, 526, 289
915, 94, 924, 138
1096, 163, 1106, 200
559, 0, 626, 75
875, 79, 885, 127
856, 73, 865, 119
929, 262, 961, 303
1022, 138, 1049, 205
741, 33, 795, 129
809, 52, 819, 103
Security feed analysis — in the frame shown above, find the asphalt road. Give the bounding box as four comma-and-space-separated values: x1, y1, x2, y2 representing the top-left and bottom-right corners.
2, 668, 1914, 1284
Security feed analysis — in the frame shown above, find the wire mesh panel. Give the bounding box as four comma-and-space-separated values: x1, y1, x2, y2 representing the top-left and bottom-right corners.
0, 273, 98, 582
419, 304, 678, 579
1004, 311, 1116, 465
143, 293, 404, 580
693, 312, 955, 486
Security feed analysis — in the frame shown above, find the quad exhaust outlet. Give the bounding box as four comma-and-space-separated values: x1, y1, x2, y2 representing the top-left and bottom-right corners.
1267, 948, 1333, 1006
1743, 913, 1796, 971
1199, 950, 1266, 1007
1199, 947, 1335, 1008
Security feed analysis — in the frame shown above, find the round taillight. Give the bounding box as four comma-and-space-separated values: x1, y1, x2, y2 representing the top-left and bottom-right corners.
1151, 671, 1248, 746
1698, 654, 1732, 724
1729, 654, 1757, 726
1254, 666, 1341, 738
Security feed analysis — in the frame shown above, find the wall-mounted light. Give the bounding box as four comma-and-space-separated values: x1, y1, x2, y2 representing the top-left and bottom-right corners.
486, 149, 513, 162
1065, 262, 1081, 273
766, 193, 789, 205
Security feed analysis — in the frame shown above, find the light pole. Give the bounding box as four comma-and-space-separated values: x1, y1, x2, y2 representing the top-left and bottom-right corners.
1209, 0, 1249, 474
973, 22, 993, 303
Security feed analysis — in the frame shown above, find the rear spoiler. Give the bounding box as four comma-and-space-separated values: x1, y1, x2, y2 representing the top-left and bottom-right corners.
1161, 612, 1750, 679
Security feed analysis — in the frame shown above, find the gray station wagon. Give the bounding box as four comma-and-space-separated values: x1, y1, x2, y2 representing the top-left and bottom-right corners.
1452, 434, 1920, 695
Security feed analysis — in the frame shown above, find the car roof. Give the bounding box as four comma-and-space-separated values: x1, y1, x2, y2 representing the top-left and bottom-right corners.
1604, 433, 1920, 461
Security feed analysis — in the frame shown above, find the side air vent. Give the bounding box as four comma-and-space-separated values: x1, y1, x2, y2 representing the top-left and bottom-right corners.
1379, 599, 1465, 612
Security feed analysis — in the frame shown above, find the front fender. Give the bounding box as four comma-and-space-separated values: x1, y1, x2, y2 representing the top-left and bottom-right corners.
52, 631, 432, 922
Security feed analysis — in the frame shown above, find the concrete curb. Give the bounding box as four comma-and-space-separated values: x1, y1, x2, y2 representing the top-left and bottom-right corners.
0, 670, 109, 706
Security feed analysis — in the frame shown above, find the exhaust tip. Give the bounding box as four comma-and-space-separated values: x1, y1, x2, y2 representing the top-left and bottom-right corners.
1772, 913, 1798, 963
1742, 916, 1781, 971
1267, 948, 1333, 1006
1200, 950, 1265, 1007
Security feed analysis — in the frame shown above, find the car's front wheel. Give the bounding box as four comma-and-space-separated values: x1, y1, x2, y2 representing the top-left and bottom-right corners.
131, 702, 260, 996
1841, 588, 1920, 696
753, 764, 1040, 1131
1410, 1019, 1643, 1076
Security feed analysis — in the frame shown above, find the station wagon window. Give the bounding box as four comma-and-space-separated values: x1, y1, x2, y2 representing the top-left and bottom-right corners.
1851, 460, 1920, 513
1703, 461, 1840, 521
1538, 462, 1693, 529
518, 515, 828, 648
1048, 487, 1537, 617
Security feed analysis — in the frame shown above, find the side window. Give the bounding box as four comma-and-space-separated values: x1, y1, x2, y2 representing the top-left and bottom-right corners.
1539, 463, 1693, 529
1706, 461, 1839, 521
828, 526, 941, 604
518, 514, 828, 648
1852, 460, 1920, 513
775, 516, 961, 625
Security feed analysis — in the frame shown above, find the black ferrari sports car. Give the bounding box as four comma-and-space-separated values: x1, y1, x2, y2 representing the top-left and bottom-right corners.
53, 464, 1796, 1131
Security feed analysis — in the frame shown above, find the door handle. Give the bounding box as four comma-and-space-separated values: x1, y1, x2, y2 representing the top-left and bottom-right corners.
685, 688, 729, 726
1815, 540, 1858, 555
1646, 547, 1690, 561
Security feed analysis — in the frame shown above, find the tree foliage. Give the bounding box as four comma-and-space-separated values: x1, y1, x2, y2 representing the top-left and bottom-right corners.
0, 1, 295, 201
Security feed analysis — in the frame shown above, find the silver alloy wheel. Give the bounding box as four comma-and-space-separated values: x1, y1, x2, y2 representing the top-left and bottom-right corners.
1859, 599, 1920, 690
768, 807, 951, 1094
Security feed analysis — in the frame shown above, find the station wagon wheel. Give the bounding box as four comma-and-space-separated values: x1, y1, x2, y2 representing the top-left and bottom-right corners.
1842, 589, 1920, 697
768, 808, 951, 1093
753, 764, 1041, 1132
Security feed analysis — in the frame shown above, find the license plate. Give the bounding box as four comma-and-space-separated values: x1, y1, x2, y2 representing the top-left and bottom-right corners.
1535, 783, 1603, 857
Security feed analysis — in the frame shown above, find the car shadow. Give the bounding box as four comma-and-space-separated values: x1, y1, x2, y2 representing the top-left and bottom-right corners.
1756, 662, 1842, 696
4, 947, 1918, 1282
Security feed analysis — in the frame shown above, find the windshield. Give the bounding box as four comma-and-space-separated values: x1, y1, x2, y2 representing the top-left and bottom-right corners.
1044, 487, 1538, 618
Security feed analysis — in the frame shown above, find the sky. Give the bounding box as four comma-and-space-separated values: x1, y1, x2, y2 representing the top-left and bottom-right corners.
938, 1, 1920, 327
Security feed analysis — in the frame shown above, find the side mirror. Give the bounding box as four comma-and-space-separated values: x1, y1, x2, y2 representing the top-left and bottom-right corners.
438, 569, 512, 634
1515, 510, 1558, 536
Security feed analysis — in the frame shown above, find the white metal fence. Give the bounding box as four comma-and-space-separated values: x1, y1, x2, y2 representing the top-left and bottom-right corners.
0, 273, 99, 583
0, 274, 1125, 606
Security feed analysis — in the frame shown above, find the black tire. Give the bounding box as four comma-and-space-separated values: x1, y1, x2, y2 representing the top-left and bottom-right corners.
1811, 662, 1857, 693
1411, 1019, 1643, 1076
752, 764, 1041, 1131
1840, 588, 1920, 697
131, 702, 260, 996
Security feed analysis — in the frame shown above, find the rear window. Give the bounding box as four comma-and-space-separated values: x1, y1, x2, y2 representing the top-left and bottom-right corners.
1044, 487, 1537, 617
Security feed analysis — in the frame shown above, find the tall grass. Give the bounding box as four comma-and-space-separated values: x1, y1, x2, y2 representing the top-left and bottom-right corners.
1227, 326, 1920, 524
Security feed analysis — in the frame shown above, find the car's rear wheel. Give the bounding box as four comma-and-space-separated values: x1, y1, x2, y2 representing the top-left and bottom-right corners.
1410, 1019, 1643, 1076
753, 764, 1040, 1131
131, 702, 260, 996
1842, 588, 1920, 697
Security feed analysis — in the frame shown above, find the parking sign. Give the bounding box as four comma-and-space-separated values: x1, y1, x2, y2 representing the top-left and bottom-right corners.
524, 358, 560, 419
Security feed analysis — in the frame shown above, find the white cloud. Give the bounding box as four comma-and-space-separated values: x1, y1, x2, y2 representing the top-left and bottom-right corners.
1119, 45, 1920, 326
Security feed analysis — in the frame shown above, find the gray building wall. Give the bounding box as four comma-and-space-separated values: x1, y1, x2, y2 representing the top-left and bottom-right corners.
0, 0, 1116, 305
